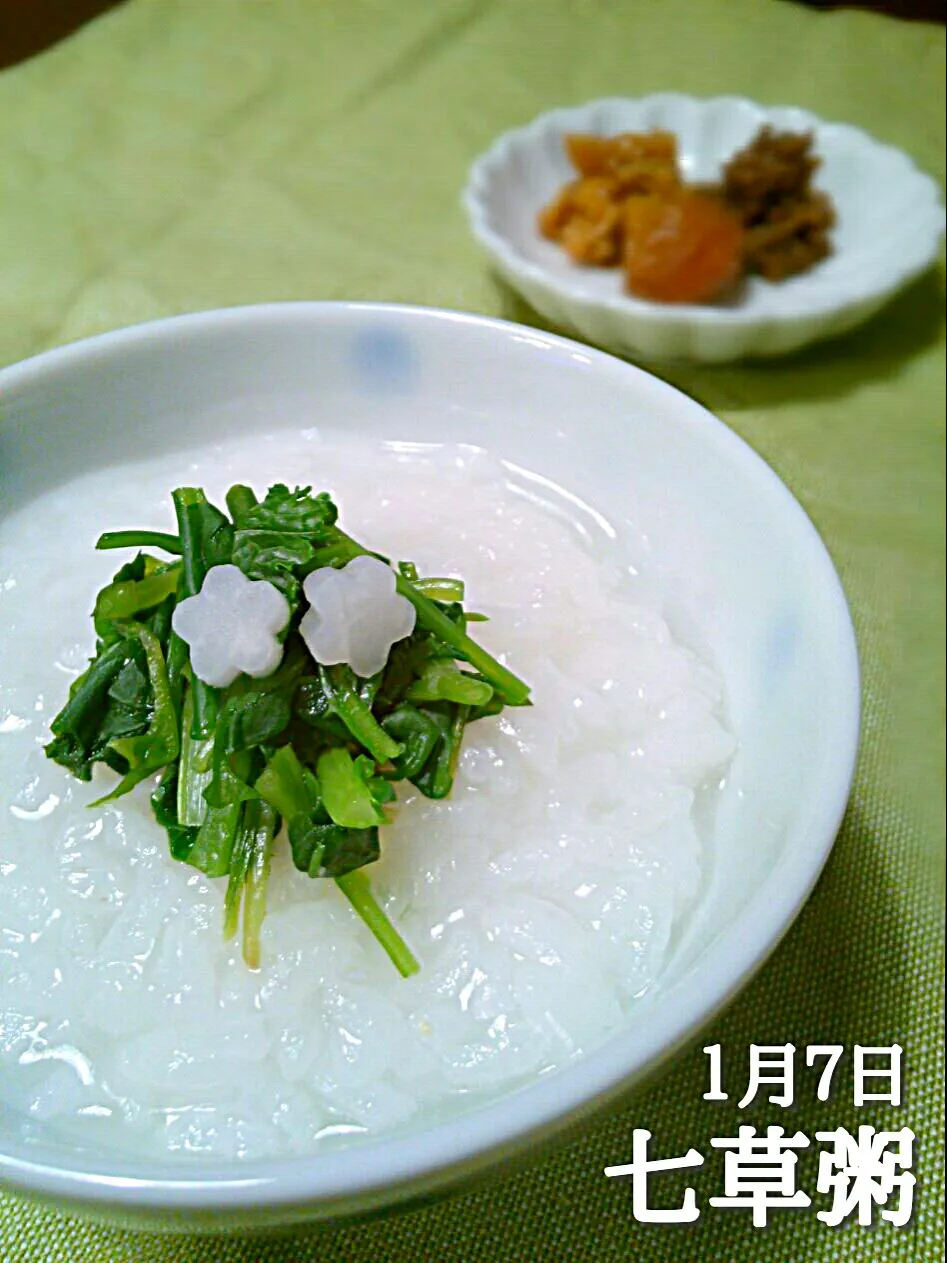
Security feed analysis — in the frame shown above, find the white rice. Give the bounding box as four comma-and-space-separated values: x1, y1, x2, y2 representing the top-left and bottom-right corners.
0, 432, 733, 1160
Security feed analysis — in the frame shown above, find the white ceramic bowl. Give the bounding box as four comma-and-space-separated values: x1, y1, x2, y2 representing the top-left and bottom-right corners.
463, 94, 946, 362
0, 303, 859, 1231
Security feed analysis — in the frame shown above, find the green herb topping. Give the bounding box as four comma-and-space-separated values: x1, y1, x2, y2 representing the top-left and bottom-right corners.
45, 484, 531, 977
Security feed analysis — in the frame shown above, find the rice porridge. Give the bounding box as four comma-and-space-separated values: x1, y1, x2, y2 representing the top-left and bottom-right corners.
0, 431, 733, 1160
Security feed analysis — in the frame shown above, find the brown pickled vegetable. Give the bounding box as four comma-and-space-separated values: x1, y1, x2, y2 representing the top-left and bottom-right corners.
722, 127, 835, 280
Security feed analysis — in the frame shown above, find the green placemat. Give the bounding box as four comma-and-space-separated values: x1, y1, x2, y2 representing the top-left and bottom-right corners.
0, 1, 943, 1260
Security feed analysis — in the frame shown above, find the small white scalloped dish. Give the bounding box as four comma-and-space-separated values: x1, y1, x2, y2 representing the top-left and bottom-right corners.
463, 95, 946, 362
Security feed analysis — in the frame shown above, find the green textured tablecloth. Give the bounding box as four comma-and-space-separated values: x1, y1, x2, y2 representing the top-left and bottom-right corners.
0, 1, 943, 1259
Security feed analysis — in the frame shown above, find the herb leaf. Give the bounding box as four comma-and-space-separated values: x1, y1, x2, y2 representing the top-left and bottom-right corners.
317, 747, 387, 829
231, 484, 338, 536
89, 626, 179, 805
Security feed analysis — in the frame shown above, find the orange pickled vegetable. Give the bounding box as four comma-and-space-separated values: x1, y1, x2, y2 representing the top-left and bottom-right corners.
538, 176, 623, 265
566, 131, 680, 197
621, 191, 745, 304
568, 131, 676, 181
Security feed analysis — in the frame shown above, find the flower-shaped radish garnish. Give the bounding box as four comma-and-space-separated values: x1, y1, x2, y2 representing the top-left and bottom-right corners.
301, 555, 416, 679
171, 564, 290, 688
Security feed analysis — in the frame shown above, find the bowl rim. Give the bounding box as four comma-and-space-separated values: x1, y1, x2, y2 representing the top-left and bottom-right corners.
0, 301, 861, 1220
463, 92, 946, 329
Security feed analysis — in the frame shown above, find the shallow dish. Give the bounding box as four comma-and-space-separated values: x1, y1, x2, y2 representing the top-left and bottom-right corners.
0, 303, 859, 1230
463, 94, 946, 362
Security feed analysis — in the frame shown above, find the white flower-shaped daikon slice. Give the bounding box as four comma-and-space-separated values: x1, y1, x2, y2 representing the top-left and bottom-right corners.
171, 564, 290, 688
301, 555, 416, 679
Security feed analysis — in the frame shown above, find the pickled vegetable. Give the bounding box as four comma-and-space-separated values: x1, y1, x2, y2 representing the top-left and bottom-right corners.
538, 126, 834, 302
621, 191, 745, 304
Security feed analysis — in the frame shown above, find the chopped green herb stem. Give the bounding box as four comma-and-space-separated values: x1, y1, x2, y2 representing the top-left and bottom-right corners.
96, 530, 183, 554
223, 813, 255, 941
242, 799, 277, 969
406, 659, 493, 706
335, 870, 420, 978
171, 489, 232, 737
176, 687, 214, 827
225, 483, 259, 522
412, 577, 465, 602
318, 664, 403, 763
